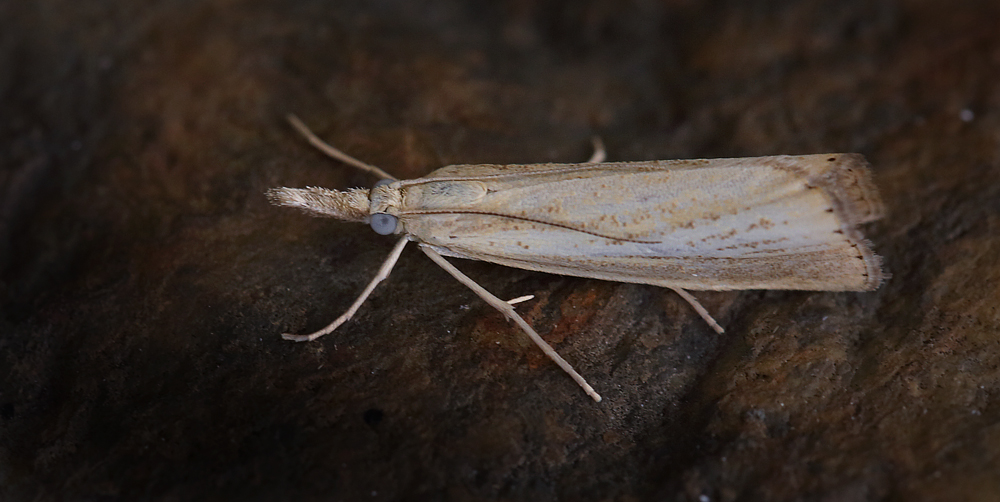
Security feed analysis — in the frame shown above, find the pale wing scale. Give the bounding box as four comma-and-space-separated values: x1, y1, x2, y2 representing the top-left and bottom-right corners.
400, 154, 883, 291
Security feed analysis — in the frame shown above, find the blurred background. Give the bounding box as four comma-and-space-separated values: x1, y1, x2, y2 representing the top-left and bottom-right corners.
2, 1, 999, 500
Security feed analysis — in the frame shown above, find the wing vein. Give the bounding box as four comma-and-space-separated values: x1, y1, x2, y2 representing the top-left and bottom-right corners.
402, 210, 661, 244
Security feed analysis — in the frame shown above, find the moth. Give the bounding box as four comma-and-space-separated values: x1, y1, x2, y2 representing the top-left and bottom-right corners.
268, 115, 884, 402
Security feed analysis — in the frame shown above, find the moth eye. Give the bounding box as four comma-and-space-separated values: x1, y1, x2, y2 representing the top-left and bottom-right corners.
370, 213, 398, 235
373, 179, 394, 188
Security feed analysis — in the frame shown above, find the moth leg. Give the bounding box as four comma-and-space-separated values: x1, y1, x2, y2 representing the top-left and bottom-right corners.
286, 114, 398, 181
586, 136, 607, 164
669, 287, 725, 334
420, 245, 602, 402
283, 237, 410, 342
506, 294, 535, 305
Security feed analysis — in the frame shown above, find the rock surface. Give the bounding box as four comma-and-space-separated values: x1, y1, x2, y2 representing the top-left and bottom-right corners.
2, 1, 999, 500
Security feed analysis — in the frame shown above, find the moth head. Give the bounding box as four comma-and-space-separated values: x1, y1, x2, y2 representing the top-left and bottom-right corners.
267, 180, 404, 235
367, 179, 403, 235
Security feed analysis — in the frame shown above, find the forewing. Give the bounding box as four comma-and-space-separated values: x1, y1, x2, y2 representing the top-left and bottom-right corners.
400, 154, 883, 291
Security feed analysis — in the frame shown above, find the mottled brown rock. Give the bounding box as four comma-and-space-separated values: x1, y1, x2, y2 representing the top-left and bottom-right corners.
2, 1, 999, 500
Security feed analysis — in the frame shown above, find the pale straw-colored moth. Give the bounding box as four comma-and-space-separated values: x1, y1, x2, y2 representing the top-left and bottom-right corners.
268, 115, 884, 402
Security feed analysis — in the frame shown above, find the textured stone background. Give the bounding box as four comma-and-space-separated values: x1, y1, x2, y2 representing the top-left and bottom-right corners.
2, 1, 999, 500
